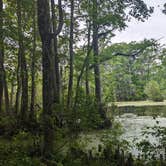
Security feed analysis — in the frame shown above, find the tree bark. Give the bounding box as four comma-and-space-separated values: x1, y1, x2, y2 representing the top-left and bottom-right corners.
67, 0, 74, 109
30, 0, 37, 120
10, 79, 14, 109
51, 0, 61, 104
16, 0, 28, 121
0, 0, 9, 113
0, 0, 3, 112
4, 73, 9, 112
37, 0, 56, 158
38, 0, 63, 157
85, 22, 91, 98
85, 67, 90, 97
92, 0, 106, 119
15, 61, 21, 114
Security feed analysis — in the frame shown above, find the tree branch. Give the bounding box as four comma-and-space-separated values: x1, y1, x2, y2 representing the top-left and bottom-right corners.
50, 0, 63, 38
89, 49, 143, 69
98, 28, 116, 39
113, 49, 143, 59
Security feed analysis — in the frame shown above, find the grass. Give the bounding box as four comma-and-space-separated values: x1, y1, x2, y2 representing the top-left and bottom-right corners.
110, 100, 166, 107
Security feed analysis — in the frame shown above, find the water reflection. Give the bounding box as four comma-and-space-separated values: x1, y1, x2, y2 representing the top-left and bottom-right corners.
116, 106, 166, 117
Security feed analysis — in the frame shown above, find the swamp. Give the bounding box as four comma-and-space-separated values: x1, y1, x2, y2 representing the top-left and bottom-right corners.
1, 0, 166, 165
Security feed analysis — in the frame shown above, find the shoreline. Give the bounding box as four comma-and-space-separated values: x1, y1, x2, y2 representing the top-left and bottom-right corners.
110, 100, 166, 107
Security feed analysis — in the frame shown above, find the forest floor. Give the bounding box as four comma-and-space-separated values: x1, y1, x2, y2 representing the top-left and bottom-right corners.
111, 100, 166, 107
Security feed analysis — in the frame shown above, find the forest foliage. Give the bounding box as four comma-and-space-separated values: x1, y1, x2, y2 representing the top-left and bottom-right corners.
0, 0, 166, 165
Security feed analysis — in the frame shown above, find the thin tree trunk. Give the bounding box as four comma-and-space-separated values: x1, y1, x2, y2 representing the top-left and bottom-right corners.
0, 79, 3, 112
15, 63, 21, 114
16, 0, 28, 121
92, 0, 105, 119
0, 0, 9, 113
10, 79, 14, 109
60, 65, 63, 103
74, 22, 91, 110
51, 0, 60, 103
85, 22, 91, 98
30, 0, 37, 120
67, 0, 74, 109
3, 73, 9, 112
85, 67, 90, 96
0, 0, 3, 112
0, 57, 3, 113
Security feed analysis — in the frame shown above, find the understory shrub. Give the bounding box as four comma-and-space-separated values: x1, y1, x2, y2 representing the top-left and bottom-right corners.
0, 115, 18, 137
0, 131, 43, 166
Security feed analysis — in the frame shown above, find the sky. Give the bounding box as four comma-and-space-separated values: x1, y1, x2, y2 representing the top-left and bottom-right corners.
112, 0, 166, 44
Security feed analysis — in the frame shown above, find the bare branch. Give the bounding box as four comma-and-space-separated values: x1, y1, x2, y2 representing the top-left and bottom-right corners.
89, 49, 143, 69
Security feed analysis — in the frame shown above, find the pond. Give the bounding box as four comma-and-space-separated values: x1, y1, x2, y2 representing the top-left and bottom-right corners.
115, 106, 166, 156
80, 106, 166, 157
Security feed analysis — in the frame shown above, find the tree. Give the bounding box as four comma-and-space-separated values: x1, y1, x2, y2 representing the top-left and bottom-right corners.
92, 0, 104, 118
73, 21, 92, 111
51, 0, 63, 104
67, 0, 74, 108
144, 80, 164, 102
37, 0, 63, 157
87, 0, 153, 119
37, 0, 55, 157
100, 40, 157, 101
0, 0, 3, 112
30, 0, 37, 120
0, 0, 9, 113
16, 0, 28, 121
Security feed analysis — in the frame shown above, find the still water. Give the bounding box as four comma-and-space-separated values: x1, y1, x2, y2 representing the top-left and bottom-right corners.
116, 106, 166, 156
81, 106, 166, 157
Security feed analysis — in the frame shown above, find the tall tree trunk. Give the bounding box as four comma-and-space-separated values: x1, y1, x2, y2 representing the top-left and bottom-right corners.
0, 58, 3, 113
0, 0, 3, 112
92, 0, 105, 119
0, 0, 9, 113
0, 77, 3, 112
85, 67, 90, 97
74, 22, 91, 110
67, 0, 74, 109
60, 65, 64, 103
16, 0, 28, 121
37, 0, 55, 158
30, 0, 37, 120
38, 0, 63, 157
85, 22, 91, 98
15, 61, 21, 114
51, 0, 60, 104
